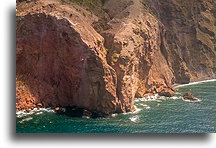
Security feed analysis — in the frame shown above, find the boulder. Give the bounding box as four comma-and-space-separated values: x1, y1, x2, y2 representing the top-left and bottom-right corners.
183, 92, 200, 102
54, 107, 61, 111
158, 88, 175, 97
37, 103, 43, 108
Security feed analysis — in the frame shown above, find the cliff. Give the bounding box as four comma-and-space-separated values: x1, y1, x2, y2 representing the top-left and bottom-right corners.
16, 0, 215, 115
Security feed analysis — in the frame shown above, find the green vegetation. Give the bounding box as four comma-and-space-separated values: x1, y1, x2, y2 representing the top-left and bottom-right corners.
61, 0, 107, 14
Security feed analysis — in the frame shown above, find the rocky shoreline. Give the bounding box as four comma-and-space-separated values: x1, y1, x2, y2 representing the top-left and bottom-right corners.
16, 90, 197, 119
16, 0, 215, 116
17, 78, 211, 118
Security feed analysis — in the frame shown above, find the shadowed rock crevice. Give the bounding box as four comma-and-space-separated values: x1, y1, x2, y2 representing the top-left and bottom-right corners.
145, 0, 215, 82
16, 12, 121, 115
16, 0, 215, 116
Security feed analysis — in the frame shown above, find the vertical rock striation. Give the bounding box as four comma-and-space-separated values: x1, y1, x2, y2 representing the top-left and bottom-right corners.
16, 11, 120, 115
16, 0, 215, 115
145, 0, 215, 83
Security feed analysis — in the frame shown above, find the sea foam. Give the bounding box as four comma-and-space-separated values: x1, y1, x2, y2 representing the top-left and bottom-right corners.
133, 106, 142, 114
111, 113, 118, 117
121, 105, 142, 115
129, 115, 139, 122
16, 108, 54, 118
22, 117, 33, 121
181, 98, 201, 103
174, 79, 216, 88
135, 94, 160, 102
135, 93, 181, 103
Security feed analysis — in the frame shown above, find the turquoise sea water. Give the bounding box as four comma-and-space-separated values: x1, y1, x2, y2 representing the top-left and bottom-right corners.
16, 80, 216, 133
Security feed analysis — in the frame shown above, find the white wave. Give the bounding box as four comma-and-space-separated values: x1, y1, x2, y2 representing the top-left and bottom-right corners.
35, 112, 43, 115
111, 113, 118, 117
145, 106, 150, 109
135, 94, 160, 102
129, 115, 139, 122
39, 108, 54, 112
139, 104, 150, 109
182, 98, 201, 103
135, 93, 183, 105
61, 108, 66, 112
158, 97, 167, 100
16, 111, 24, 115
82, 116, 90, 119
22, 117, 33, 122
16, 108, 54, 118
174, 79, 216, 88
134, 99, 140, 102
122, 112, 130, 115
170, 96, 180, 100
16, 111, 34, 118
121, 105, 142, 115
133, 105, 142, 114
140, 104, 148, 107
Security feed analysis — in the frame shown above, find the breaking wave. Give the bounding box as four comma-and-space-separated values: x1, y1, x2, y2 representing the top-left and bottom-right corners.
16, 108, 54, 118
129, 115, 140, 122
174, 79, 216, 88
135, 94, 181, 103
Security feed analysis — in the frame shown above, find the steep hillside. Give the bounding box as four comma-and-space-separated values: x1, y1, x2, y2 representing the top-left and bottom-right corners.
16, 0, 121, 115
16, 0, 215, 115
145, 0, 215, 83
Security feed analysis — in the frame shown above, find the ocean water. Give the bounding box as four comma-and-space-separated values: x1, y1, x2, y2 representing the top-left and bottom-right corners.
16, 80, 216, 133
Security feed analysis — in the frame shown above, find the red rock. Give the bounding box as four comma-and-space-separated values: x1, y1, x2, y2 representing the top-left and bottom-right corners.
16, 11, 119, 115
37, 103, 43, 107
16, 0, 215, 115
54, 107, 60, 111
158, 89, 175, 97
183, 92, 200, 101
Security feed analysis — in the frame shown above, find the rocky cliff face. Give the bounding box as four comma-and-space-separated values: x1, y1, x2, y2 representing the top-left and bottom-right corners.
16, 0, 215, 115
16, 1, 120, 115
145, 0, 215, 83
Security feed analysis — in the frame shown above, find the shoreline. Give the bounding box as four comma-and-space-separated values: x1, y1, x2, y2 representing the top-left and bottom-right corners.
173, 79, 216, 89
16, 79, 216, 118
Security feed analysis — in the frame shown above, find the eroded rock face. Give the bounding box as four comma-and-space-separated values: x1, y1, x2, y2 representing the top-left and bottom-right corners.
16, 12, 120, 115
145, 0, 215, 83
100, 0, 176, 112
16, 0, 215, 115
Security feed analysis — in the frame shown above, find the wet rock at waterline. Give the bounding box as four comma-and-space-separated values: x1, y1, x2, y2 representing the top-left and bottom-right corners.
16, 0, 215, 116
54, 106, 104, 118
182, 92, 201, 102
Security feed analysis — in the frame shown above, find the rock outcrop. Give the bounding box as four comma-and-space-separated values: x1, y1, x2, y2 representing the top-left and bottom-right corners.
182, 92, 201, 102
100, 0, 177, 112
16, 1, 120, 115
145, 0, 215, 83
16, 0, 215, 115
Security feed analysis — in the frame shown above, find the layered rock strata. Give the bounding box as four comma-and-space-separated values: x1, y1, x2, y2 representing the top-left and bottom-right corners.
16, 6, 120, 115
16, 0, 215, 115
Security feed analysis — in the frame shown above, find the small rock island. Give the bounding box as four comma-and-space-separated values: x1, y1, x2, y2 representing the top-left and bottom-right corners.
182, 92, 201, 102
